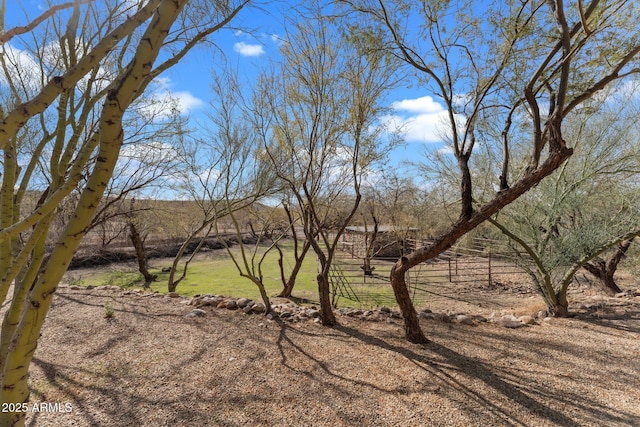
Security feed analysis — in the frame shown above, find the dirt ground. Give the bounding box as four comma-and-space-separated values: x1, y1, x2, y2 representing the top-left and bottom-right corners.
12, 267, 639, 426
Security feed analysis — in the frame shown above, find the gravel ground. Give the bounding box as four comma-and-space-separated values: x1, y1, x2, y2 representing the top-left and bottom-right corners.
19, 283, 640, 427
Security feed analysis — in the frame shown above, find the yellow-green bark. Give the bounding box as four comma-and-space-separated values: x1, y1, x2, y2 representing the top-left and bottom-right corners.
0, 1, 188, 424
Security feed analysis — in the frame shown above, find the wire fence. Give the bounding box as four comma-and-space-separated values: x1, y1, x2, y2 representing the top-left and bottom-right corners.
329, 237, 531, 307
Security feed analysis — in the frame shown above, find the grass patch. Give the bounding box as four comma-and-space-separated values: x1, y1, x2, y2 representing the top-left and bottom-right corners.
79, 242, 320, 302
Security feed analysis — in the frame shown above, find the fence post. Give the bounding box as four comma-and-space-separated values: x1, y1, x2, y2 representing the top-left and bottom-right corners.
488, 249, 492, 285
455, 249, 458, 276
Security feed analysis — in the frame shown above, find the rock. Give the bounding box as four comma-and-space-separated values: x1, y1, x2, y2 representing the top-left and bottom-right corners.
380, 306, 391, 313
389, 311, 402, 319
86, 285, 95, 290
237, 298, 252, 308
418, 312, 436, 320
306, 309, 320, 318
497, 317, 526, 329
434, 313, 452, 323
252, 303, 266, 313
167, 292, 180, 298
161, 267, 172, 273
198, 296, 219, 307
344, 308, 363, 317
615, 291, 628, 298
455, 315, 475, 325
537, 310, 548, 319
280, 311, 294, 319
185, 309, 207, 318
242, 305, 254, 314
518, 315, 536, 325
225, 300, 238, 310
420, 308, 433, 314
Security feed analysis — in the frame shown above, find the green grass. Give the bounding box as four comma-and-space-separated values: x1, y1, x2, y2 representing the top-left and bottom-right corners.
78, 242, 320, 302
73, 242, 410, 308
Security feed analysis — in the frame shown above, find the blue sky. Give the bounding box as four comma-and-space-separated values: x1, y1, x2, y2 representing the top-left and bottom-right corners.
4, 1, 452, 174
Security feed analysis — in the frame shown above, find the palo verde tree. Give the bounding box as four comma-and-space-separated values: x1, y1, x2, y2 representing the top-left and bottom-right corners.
166, 71, 275, 293
254, 6, 397, 326
207, 70, 278, 312
489, 83, 640, 315
0, 0, 249, 423
341, 0, 640, 343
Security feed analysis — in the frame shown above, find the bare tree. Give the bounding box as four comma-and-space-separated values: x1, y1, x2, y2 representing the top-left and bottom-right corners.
166, 71, 275, 293
254, 8, 397, 325
489, 84, 640, 314
0, 1, 249, 421
340, 0, 640, 342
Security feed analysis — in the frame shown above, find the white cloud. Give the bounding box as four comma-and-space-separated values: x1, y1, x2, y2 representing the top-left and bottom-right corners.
145, 77, 205, 116
172, 91, 206, 113
392, 96, 445, 114
385, 95, 466, 143
234, 42, 265, 57
269, 33, 286, 46
0, 44, 41, 90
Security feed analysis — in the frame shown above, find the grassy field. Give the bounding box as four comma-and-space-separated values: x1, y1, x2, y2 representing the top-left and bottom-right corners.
69, 242, 322, 302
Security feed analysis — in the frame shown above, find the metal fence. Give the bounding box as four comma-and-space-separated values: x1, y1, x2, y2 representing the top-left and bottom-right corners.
329, 237, 530, 307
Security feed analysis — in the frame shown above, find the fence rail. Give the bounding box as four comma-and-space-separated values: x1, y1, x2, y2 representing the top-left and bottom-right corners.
329, 236, 530, 307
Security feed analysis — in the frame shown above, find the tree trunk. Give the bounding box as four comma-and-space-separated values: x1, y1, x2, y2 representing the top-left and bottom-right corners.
459, 154, 473, 220
389, 147, 572, 342
277, 240, 311, 298
361, 216, 378, 275
548, 291, 569, 317
390, 258, 428, 344
583, 239, 632, 296
548, 302, 569, 317
361, 257, 375, 276
317, 270, 336, 326
129, 221, 156, 287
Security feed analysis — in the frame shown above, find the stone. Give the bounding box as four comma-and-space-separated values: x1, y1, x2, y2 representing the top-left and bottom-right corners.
418, 312, 436, 320
185, 309, 207, 318
167, 292, 180, 298
225, 300, 238, 310
434, 313, 452, 323
252, 303, 266, 313
306, 309, 320, 318
497, 317, 526, 329
237, 298, 252, 308
455, 315, 475, 325
242, 305, 254, 314
537, 310, 548, 319
615, 291, 628, 298
380, 306, 391, 313
518, 315, 536, 325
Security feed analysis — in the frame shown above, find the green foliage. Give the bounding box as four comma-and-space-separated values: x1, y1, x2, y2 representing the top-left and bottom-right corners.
103, 300, 115, 319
